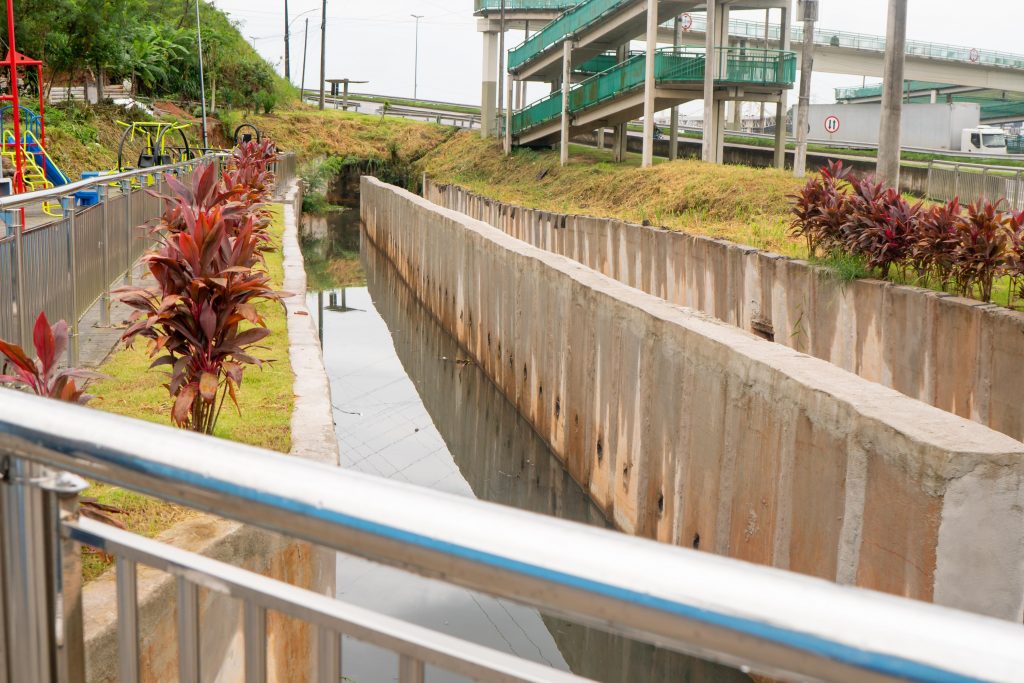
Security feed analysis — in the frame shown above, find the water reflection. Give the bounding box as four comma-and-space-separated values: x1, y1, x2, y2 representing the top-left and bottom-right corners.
304, 208, 748, 682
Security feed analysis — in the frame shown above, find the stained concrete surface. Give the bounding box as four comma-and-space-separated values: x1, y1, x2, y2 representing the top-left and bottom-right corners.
303, 207, 748, 682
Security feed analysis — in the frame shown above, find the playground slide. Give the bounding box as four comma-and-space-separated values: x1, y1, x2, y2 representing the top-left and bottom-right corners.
23, 130, 70, 187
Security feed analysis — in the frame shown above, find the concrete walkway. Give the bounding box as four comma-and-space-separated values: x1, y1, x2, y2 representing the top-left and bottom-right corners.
76, 261, 154, 369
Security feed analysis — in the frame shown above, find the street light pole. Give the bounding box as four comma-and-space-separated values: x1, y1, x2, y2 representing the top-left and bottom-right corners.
319, 0, 327, 110
195, 0, 208, 150
497, 0, 505, 136
411, 14, 423, 100
300, 17, 309, 101
284, 0, 290, 82
793, 0, 817, 178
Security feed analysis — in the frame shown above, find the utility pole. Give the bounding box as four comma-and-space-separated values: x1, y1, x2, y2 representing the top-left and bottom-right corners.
319, 0, 327, 110
759, 8, 769, 132
284, 0, 290, 82
877, 0, 908, 188
793, 0, 816, 178
195, 0, 208, 150
300, 17, 309, 101
411, 14, 424, 100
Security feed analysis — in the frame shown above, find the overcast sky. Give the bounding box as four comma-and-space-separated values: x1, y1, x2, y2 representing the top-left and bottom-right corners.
209, 1, 1020, 117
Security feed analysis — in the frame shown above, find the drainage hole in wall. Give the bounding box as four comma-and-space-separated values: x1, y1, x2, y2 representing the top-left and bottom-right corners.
692, 533, 701, 550
657, 493, 664, 514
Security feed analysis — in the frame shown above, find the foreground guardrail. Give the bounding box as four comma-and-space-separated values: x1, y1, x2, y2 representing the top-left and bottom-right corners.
1, 390, 1022, 682
0, 152, 296, 367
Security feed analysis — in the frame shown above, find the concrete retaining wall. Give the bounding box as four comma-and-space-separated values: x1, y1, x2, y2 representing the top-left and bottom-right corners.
84, 181, 338, 681
423, 179, 1024, 447
364, 176, 1024, 621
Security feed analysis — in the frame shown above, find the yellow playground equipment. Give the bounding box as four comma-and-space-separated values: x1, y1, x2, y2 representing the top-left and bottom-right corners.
2, 128, 64, 216
114, 120, 195, 187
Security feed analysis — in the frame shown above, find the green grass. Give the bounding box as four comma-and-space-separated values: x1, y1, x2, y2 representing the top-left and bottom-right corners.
326, 92, 481, 116
82, 205, 295, 581
420, 132, 803, 256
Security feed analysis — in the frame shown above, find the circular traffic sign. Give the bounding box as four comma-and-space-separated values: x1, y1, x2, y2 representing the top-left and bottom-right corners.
969, 48, 980, 63
681, 12, 693, 31
824, 115, 840, 134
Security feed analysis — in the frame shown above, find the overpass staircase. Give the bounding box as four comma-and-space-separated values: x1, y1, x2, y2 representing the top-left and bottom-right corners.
508, 0, 699, 82
512, 46, 796, 146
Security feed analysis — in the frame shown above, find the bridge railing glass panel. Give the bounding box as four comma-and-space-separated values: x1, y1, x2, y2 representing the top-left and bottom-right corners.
674, 14, 1024, 70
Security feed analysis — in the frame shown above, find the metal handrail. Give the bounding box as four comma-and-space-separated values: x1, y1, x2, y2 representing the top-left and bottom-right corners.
0, 153, 223, 211
2, 389, 1023, 682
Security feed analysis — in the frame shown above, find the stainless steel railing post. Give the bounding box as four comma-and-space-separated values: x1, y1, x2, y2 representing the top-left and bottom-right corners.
61, 196, 78, 367
120, 180, 133, 286
40, 471, 88, 683
11, 209, 25, 349
99, 184, 111, 327
0, 456, 56, 679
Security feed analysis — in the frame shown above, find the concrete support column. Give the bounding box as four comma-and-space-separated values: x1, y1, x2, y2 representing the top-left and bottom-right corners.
701, 0, 718, 162
597, 128, 606, 150
505, 74, 514, 154
930, 89, 938, 104
669, 15, 683, 160
641, 0, 658, 168
729, 100, 743, 131
561, 41, 572, 166
613, 43, 629, 162
481, 31, 499, 138
877, 0, 908, 188
793, 0, 817, 178
774, 2, 792, 170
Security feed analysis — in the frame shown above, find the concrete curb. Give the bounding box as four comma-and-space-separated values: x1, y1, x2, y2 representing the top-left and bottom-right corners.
281, 182, 340, 468
83, 181, 338, 682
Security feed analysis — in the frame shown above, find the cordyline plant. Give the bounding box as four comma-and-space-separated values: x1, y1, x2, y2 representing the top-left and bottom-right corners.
119, 196, 285, 435
788, 160, 852, 257
0, 312, 123, 528
0, 312, 99, 403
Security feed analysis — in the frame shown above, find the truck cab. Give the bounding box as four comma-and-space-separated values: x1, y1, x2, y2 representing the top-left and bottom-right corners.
961, 126, 1008, 155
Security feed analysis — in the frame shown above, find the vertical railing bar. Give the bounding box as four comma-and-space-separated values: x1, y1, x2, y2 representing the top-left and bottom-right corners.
62, 197, 78, 366
176, 577, 200, 683
243, 601, 267, 683
121, 180, 132, 285
398, 655, 426, 683
12, 209, 25, 348
100, 185, 110, 326
116, 558, 140, 683
316, 626, 340, 683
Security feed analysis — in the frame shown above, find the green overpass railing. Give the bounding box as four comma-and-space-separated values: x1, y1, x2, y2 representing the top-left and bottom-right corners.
512, 48, 796, 136
474, 0, 579, 11
576, 52, 618, 74
508, 0, 631, 71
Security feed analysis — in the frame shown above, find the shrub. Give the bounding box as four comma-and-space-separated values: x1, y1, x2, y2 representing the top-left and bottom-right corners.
953, 200, 1014, 302
788, 160, 850, 257
0, 312, 99, 403
911, 199, 962, 286
843, 177, 921, 279
119, 141, 284, 435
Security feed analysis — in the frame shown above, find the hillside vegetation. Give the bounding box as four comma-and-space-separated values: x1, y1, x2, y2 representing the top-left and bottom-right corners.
420, 132, 806, 257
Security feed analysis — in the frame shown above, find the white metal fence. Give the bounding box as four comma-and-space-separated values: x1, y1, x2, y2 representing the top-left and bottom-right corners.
926, 161, 1024, 210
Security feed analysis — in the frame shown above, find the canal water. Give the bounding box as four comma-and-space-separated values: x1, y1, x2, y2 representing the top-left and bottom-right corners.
301, 206, 747, 683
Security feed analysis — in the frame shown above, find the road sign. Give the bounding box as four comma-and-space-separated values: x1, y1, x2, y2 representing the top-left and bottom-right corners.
824, 115, 840, 134
969, 48, 980, 63
681, 13, 693, 31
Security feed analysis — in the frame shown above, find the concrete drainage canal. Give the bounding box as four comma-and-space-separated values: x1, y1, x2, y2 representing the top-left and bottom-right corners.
300, 200, 751, 683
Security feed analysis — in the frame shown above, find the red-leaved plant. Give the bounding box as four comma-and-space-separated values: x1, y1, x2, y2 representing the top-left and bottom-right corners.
0, 312, 123, 528
0, 312, 99, 403
119, 196, 284, 434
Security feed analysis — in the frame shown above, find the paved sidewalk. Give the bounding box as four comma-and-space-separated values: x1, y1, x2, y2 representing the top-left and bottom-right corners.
76, 261, 155, 369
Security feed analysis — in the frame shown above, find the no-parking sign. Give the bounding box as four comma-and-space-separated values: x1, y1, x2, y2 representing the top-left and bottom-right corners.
824, 115, 840, 134
681, 13, 693, 31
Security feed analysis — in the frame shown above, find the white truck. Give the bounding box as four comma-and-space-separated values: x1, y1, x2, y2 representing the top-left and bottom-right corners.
807, 103, 1008, 155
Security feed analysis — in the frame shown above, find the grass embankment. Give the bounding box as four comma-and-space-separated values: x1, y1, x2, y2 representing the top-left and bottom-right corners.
421, 132, 806, 257
82, 206, 294, 580
242, 108, 452, 160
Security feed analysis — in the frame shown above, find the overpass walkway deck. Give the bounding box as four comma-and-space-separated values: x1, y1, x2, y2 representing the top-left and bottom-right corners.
512, 47, 796, 145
